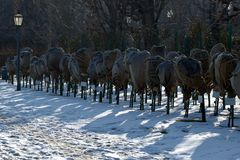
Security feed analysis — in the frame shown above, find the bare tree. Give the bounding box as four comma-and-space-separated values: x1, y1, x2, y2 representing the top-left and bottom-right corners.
128, 0, 168, 49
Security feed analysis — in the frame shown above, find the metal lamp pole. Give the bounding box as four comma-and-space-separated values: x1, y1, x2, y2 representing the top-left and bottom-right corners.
14, 13, 23, 91
16, 26, 21, 91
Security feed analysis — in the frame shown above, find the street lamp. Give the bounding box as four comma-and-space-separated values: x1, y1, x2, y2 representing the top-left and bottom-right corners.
14, 13, 23, 91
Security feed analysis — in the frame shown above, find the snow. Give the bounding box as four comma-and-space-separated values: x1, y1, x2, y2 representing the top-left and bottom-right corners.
0, 80, 240, 160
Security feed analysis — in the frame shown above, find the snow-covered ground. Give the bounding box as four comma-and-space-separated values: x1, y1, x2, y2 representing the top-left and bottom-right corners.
0, 80, 240, 160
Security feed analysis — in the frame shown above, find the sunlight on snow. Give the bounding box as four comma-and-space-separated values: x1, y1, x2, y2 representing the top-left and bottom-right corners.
15, 103, 25, 107
142, 119, 177, 142
105, 152, 121, 159
35, 105, 50, 109
33, 97, 45, 101
153, 118, 177, 132
82, 106, 91, 110
119, 120, 127, 126
170, 132, 219, 157
115, 110, 134, 117
140, 120, 150, 125
48, 98, 60, 102
137, 112, 145, 117
12, 98, 24, 103
213, 115, 228, 127
65, 110, 113, 129
54, 103, 80, 113
94, 110, 113, 119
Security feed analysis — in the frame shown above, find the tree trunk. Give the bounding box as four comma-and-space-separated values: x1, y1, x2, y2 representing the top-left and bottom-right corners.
141, 0, 159, 49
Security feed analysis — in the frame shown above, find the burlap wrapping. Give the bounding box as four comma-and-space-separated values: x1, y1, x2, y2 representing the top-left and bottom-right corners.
45, 47, 64, 74
145, 56, 164, 89
214, 53, 237, 96
150, 45, 166, 57
165, 51, 180, 60
129, 51, 150, 92
190, 48, 210, 74
157, 60, 178, 95
176, 57, 205, 89
112, 56, 128, 88
6, 56, 17, 75
59, 54, 71, 81
210, 43, 226, 57
72, 48, 95, 75
231, 62, 240, 98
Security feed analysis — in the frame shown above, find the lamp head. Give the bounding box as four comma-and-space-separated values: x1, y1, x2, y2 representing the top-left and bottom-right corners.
14, 13, 23, 26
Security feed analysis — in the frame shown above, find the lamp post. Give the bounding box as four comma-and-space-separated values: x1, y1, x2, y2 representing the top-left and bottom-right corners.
14, 13, 23, 91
